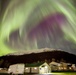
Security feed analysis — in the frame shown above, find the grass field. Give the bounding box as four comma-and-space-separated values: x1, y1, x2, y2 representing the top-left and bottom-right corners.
52, 73, 76, 75
52, 72, 76, 75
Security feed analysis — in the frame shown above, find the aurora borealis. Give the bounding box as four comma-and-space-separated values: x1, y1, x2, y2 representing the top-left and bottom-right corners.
0, 0, 76, 56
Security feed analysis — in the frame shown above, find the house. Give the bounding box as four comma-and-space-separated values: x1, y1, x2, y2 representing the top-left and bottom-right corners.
60, 62, 68, 70
49, 61, 69, 71
49, 61, 58, 71
8, 63, 25, 75
25, 62, 51, 74
71, 64, 76, 71
0, 68, 8, 73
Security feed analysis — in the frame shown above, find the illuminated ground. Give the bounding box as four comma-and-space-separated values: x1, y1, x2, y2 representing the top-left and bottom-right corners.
0, 72, 76, 75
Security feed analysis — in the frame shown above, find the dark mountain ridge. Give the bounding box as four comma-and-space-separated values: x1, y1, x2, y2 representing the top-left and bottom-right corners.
0, 50, 76, 68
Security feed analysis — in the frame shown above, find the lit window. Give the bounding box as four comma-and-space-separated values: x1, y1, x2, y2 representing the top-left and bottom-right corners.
61, 67, 63, 70
34, 67, 37, 69
64, 67, 66, 70
8, 69, 11, 71
45, 66, 48, 68
69, 67, 72, 70
26, 68, 28, 69
59, 67, 61, 70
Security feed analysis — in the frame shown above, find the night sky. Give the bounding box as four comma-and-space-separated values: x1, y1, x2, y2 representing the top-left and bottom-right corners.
0, 0, 76, 56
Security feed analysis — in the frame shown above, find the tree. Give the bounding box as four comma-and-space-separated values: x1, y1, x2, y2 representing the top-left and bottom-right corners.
0, 59, 4, 66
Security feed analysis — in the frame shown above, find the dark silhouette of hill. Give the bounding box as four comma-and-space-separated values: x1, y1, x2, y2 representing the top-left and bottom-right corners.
0, 50, 76, 68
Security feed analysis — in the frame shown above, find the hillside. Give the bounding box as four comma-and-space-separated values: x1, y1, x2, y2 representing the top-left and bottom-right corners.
0, 49, 76, 68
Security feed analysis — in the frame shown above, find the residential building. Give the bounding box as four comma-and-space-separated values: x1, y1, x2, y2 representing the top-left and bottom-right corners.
25, 62, 51, 74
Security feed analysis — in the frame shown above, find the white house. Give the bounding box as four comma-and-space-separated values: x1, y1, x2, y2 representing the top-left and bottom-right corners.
8, 63, 25, 75
25, 62, 51, 74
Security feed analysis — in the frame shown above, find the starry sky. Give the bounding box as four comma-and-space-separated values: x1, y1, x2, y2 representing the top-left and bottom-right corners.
0, 0, 76, 56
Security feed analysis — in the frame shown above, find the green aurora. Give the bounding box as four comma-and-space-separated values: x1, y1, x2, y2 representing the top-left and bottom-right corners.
0, 0, 76, 56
